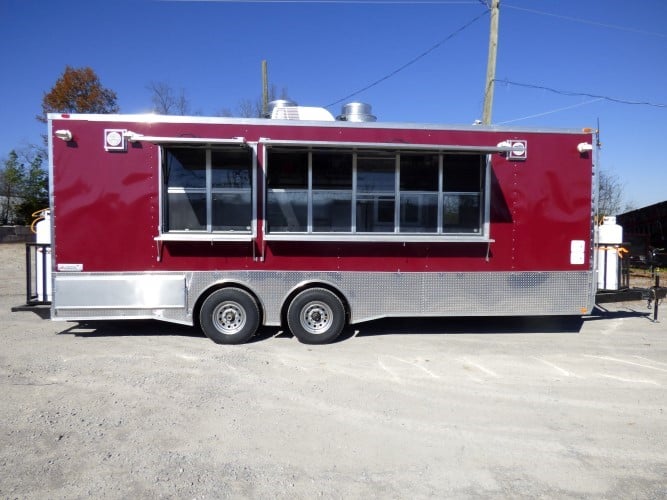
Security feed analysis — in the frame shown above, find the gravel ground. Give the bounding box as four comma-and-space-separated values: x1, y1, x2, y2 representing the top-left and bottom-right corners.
1, 242, 666, 499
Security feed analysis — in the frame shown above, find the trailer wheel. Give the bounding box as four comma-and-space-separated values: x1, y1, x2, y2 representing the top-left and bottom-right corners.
199, 288, 260, 345
287, 288, 346, 344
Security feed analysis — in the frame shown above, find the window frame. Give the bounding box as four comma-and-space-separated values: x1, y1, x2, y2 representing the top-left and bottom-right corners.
157, 144, 256, 242
262, 141, 493, 242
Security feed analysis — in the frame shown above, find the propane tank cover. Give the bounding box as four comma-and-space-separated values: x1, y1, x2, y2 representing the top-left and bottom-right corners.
598, 216, 623, 245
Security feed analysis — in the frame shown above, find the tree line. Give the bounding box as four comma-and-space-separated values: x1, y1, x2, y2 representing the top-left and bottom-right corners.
0, 65, 630, 225
1, 66, 286, 225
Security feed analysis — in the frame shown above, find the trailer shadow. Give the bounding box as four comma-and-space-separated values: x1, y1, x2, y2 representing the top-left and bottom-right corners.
587, 305, 655, 321
346, 305, 657, 340
55, 307, 653, 344
58, 320, 205, 339
10, 304, 51, 320
57, 320, 286, 343
345, 315, 586, 340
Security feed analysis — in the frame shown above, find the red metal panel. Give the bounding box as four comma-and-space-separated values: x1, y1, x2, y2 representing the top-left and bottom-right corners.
52, 119, 158, 271
50, 116, 592, 273
490, 132, 593, 271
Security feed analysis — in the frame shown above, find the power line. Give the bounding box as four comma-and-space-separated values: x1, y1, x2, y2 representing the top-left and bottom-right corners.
168, 1, 481, 4
497, 98, 603, 125
325, 9, 489, 108
495, 79, 667, 109
504, 4, 667, 38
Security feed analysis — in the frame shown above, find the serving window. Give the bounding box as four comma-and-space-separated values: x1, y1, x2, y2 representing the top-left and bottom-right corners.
162, 146, 253, 234
265, 146, 489, 239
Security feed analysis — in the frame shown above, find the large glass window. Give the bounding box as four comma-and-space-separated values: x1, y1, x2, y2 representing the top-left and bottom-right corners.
265, 146, 487, 238
266, 150, 308, 232
211, 149, 252, 231
163, 146, 252, 233
312, 151, 353, 232
356, 153, 395, 233
399, 153, 439, 233
442, 154, 483, 234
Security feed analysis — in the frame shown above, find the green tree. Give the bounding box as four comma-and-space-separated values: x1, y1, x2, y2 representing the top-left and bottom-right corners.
16, 154, 48, 224
37, 66, 119, 123
0, 151, 26, 224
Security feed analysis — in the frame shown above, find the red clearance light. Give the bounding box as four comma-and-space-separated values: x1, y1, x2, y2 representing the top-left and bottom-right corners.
61, 114, 70, 119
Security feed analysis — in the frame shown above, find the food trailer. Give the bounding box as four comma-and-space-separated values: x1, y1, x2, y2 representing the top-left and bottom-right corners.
41, 104, 598, 344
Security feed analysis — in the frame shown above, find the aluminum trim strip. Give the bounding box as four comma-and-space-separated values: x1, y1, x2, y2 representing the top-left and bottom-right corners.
47, 113, 587, 135
263, 234, 494, 243
260, 138, 514, 153
155, 234, 253, 242
125, 133, 247, 145
56, 305, 182, 310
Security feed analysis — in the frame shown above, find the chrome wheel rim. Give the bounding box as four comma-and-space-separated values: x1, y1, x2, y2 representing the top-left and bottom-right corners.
300, 301, 333, 335
212, 301, 246, 335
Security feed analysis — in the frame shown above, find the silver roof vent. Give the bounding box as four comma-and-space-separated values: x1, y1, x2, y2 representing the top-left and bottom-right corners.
337, 102, 376, 122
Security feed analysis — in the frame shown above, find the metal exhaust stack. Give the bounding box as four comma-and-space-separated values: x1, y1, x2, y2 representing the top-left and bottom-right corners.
337, 102, 376, 122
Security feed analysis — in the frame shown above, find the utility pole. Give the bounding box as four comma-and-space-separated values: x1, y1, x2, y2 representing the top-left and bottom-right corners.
262, 60, 269, 118
482, 0, 500, 125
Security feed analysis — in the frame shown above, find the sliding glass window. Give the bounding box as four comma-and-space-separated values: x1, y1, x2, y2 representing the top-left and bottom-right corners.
399, 153, 439, 233
356, 153, 396, 233
163, 146, 252, 233
265, 146, 487, 238
312, 151, 353, 232
442, 154, 483, 234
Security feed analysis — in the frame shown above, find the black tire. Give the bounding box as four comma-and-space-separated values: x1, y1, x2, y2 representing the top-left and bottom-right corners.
287, 288, 346, 344
199, 288, 260, 345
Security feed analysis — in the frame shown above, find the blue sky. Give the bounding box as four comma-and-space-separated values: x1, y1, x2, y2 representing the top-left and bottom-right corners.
1, 0, 665, 210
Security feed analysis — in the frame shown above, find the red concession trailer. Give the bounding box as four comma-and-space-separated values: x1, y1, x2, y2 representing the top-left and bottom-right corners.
47, 107, 596, 344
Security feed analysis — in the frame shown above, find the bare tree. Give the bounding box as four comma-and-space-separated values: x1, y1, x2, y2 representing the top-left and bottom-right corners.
237, 98, 259, 118
146, 82, 290, 118
215, 107, 234, 117
235, 84, 290, 118
147, 81, 190, 115
598, 169, 625, 217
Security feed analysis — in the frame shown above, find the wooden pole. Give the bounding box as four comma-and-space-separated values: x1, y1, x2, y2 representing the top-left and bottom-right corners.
262, 60, 269, 117
482, 0, 500, 125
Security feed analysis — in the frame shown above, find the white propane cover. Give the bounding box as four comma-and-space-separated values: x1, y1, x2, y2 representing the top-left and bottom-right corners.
35, 210, 52, 301
597, 247, 619, 290
598, 216, 623, 244
596, 216, 623, 291
36, 210, 51, 244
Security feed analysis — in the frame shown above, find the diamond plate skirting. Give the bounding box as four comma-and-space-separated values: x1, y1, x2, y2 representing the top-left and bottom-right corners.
53, 270, 594, 326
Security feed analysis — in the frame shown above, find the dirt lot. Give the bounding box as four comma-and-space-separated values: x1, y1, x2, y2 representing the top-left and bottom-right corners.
1, 242, 666, 499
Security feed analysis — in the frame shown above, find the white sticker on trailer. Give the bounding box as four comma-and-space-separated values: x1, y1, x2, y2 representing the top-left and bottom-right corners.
570, 240, 585, 265
57, 263, 83, 272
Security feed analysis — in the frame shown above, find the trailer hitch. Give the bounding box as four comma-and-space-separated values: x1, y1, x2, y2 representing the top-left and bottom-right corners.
648, 275, 662, 322
595, 275, 665, 322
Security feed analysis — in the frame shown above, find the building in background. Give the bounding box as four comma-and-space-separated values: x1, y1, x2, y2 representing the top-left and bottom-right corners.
617, 201, 667, 266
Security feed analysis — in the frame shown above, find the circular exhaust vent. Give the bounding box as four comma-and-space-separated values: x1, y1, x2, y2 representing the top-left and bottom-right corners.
337, 102, 376, 122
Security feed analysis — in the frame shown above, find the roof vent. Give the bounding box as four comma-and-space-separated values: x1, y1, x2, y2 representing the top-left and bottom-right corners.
267, 99, 335, 121
337, 102, 376, 122
267, 99, 298, 118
